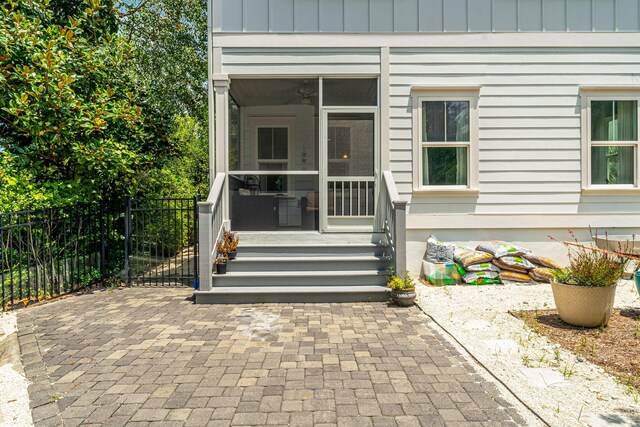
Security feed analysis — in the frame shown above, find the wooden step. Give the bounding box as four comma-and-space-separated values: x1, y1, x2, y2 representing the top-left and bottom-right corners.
194, 285, 389, 303
212, 270, 389, 287
226, 255, 391, 272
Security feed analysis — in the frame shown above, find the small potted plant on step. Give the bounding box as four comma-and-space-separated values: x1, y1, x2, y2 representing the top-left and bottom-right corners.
215, 255, 228, 274
387, 271, 416, 307
224, 231, 239, 260
551, 236, 627, 328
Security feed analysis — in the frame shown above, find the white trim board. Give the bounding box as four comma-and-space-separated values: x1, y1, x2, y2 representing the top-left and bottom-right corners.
212, 33, 640, 48
406, 213, 640, 229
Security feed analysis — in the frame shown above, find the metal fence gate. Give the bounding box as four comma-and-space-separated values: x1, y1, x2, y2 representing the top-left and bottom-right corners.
1, 197, 200, 310
124, 197, 200, 287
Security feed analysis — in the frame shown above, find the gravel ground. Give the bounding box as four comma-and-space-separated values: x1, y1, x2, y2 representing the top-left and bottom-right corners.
0, 311, 34, 427
416, 279, 640, 427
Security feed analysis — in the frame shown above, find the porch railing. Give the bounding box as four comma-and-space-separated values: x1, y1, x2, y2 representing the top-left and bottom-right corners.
327, 177, 375, 217
198, 172, 226, 291
380, 171, 407, 277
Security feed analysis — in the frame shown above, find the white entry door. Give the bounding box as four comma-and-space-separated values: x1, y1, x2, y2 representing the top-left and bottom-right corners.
321, 108, 378, 232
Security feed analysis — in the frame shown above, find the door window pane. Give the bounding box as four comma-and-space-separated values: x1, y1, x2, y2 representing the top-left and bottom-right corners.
422, 147, 468, 186
327, 113, 374, 177
591, 100, 637, 141
591, 146, 634, 185
423, 101, 470, 142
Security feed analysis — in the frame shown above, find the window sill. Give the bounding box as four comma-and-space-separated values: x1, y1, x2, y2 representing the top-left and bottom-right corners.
582, 187, 640, 195
413, 187, 479, 196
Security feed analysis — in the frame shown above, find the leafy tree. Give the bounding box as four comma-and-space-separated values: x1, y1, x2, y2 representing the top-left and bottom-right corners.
119, 0, 210, 197
120, 0, 208, 122
0, 0, 174, 207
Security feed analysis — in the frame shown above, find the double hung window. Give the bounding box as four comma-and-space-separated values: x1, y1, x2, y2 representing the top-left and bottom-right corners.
413, 89, 479, 192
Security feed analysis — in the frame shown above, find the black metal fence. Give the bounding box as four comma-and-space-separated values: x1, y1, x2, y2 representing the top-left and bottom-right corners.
0, 197, 199, 310
125, 197, 199, 287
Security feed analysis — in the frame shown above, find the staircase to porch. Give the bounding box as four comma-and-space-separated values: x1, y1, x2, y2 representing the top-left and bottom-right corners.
194, 232, 392, 303
194, 171, 407, 304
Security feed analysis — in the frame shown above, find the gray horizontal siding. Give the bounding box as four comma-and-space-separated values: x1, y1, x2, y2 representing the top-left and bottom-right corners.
214, 0, 640, 32
221, 48, 381, 75
388, 47, 640, 215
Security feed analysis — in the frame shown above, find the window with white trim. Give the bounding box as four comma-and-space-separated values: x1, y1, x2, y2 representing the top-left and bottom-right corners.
584, 95, 639, 188
413, 90, 479, 191
255, 126, 289, 192
257, 127, 288, 171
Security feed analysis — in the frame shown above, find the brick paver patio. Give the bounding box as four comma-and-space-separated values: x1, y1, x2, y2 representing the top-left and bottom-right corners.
17, 288, 527, 426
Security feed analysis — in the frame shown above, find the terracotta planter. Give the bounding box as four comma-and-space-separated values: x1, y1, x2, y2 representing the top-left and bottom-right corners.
550, 281, 617, 328
391, 288, 416, 307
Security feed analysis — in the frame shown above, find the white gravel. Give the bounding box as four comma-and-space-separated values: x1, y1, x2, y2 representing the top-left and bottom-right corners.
416, 279, 640, 427
0, 312, 34, 427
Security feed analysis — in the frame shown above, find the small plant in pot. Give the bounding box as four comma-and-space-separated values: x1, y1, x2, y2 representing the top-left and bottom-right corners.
551, 234, 627, 328
215, 255, 228, 274
387, 271, 416, 307
217, 231, 239, 261
224, 231, 239, 260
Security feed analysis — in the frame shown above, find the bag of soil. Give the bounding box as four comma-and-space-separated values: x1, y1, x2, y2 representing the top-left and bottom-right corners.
499, 271, 533, 283
493, 256, 535, 273
464, 262, 501, 273
476, 241, 532, 258
524, 254, 562, 270
454, 246, 494, 268
425, 235, 455, 263
530, 267, 555, 283
463, 270, 500, 284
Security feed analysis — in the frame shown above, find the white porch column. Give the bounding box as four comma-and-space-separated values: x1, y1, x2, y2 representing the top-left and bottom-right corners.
213, 75, 230, 221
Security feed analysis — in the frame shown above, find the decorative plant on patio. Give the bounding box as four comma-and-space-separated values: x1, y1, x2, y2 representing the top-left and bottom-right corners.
551, 231, 628, 327
387, 271, 416, 307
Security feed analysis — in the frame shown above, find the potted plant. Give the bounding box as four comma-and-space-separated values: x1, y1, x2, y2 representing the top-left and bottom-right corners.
224, 231, 239, 260
215, 255, 228, 274
217, 231, 239, 261
551, 238, 627, 328
387, 271, 416, 307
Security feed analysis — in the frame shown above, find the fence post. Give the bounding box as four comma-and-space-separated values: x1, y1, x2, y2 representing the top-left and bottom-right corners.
392, 201, 407, 278
99, 201, 106, 279
193, 194, 200, 289
124, 197, 132, 285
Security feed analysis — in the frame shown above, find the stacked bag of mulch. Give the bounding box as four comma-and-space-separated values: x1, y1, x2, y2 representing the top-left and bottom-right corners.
453, 246, 501, 285
477, 241, 535, 284
424, 236, 563, 286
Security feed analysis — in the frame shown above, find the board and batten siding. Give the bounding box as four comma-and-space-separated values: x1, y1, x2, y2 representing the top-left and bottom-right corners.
213, 0, 640, 33
389, 47, 640, 219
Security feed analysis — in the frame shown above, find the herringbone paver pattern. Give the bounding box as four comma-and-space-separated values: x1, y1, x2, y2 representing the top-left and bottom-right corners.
18, 288, 526, 426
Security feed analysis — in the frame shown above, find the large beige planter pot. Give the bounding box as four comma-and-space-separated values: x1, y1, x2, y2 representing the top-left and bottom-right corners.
550, 281, 617, 328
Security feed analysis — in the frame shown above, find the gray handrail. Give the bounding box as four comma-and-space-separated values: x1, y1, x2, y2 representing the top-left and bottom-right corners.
382, 171, 407, 277
198, 173, 226, 291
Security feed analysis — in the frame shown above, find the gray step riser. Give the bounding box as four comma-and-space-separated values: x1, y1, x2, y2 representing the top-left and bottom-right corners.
237, 247, 389, 257
195, 291, 389, 304
226, 260, 391, 273
212, 275, 388, 287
